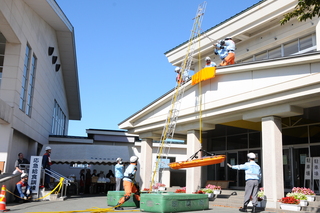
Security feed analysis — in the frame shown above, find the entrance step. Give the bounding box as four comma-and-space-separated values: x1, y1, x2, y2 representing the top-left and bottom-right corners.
209, 190, 320, 213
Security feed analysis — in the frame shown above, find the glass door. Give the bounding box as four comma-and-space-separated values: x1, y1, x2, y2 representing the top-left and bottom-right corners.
227, 152, 238, 187
293, 147, 309, 187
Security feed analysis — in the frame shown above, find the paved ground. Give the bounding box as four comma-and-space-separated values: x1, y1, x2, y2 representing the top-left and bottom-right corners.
4, 194, 295, 213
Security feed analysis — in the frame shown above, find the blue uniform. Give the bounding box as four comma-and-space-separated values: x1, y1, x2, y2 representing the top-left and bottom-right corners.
231, 161, 261, 181
231, 160, 261, 208
205, 61, 216, 67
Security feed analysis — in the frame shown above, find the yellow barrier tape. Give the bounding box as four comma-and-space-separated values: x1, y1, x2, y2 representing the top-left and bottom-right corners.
5, 177, 64, 201
26, 206, 140, 213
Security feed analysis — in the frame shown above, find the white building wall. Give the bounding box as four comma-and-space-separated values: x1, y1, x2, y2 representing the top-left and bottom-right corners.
0, 0, 71, 172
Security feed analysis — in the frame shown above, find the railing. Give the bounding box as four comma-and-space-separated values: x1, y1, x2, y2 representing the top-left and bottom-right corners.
43, 168, 72, 199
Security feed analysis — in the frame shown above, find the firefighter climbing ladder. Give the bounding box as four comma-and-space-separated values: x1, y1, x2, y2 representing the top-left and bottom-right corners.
150, 1, 207, 189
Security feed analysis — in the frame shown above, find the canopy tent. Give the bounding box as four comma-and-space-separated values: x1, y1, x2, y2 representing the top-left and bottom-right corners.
42, 144, 132, 165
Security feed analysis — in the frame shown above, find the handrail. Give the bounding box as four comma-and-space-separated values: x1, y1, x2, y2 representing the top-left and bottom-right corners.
43, 168, 71, 199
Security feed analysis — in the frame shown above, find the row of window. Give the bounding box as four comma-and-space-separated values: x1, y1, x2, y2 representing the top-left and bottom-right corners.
19, 44, 37, 116
0, 32, 66, 135
238, 34, 316, 63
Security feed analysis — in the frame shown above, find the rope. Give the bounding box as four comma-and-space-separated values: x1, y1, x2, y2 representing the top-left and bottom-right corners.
5, 177, 64, 201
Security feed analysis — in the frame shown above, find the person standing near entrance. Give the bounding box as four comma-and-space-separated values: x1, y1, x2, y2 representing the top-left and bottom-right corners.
114, 156, 140, 210
227, 153, 261, 213
42, 146, 52, 189
115, 157, 124, 191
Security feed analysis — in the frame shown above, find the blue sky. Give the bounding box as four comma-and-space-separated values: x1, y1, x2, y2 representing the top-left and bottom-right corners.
55, 0, 261, 136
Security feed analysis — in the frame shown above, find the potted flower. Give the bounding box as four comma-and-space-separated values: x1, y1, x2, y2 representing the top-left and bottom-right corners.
204, 184, 221, 195
279, 196, 301, 211
257, 187, 264, 201
286, 192, 308, 206
292, 187, 315, 202
175, 187, 186, 193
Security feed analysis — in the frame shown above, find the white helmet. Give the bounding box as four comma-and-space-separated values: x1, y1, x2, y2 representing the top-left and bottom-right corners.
247, 153, 256, 159
130, 156, 139, 163
116, 157, 122, 162
45, 146, 51, 151
21, 173, 28, 178
175, 67, 181, 73
205, 56, 211, 61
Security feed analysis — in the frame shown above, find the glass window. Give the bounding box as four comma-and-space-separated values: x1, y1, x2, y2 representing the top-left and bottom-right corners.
209, 137, 225, 151
283, 40, 298, 56
299, 35, 313, 51
241, 57, 253, 63
268, 46, 281, 59
26, 54, 37, 116
310, 124, 320, 143
51, 100, 66, 135
19, 44, 31, 111
227, 134, 248, 150
282, 126, 308, 145
249, 132, 261, 148
255, 51, 267, 61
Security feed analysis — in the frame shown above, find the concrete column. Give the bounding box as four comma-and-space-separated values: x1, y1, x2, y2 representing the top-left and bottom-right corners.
0, 123, 13, 172
186, 130, 201, 193
261, 116, 284, 209
140, 138, 153, 190
316, 19, 320, 51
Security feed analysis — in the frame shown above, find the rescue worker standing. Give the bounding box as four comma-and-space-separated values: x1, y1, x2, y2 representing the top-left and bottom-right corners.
227, 153, 261, 213
215, 37, 235, 66
42, 146, 52, 189
115, 157, 124, 191
114, 156, 140, 210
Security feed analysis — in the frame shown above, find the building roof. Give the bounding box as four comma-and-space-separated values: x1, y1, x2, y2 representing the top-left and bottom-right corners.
164, 0, 267, 55
24, 0, 81, 120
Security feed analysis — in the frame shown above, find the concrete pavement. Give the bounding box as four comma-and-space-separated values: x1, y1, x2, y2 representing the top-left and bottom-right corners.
5, 194, 292, 213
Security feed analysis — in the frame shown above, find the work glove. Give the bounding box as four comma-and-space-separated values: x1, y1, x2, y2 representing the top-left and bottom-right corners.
26, 189, 30, 195
227, 163, 232, 168
24, 196, 27, 200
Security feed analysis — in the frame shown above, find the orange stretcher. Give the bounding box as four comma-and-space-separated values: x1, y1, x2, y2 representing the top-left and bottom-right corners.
169, 155, 226, 169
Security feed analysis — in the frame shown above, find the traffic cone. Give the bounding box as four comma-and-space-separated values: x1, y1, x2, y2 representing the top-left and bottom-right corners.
0, 185, 10, 212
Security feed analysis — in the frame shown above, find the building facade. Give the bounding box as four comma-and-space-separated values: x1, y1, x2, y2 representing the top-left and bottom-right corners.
0, 0, 81, 173
119, 0, 320, 209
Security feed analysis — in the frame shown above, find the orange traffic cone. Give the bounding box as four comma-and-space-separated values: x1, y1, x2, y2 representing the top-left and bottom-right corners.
0, 185, 10, 212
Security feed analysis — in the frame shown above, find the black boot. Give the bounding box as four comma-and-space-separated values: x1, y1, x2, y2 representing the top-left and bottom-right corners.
114, 203, 124, 210
239, 205, 247, 212
133, 197, 140, 208
252, 206, 257, 213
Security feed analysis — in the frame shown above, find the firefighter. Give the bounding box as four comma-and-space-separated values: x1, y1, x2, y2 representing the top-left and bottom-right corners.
214, 37, 235, 66
114, 156, 140, 210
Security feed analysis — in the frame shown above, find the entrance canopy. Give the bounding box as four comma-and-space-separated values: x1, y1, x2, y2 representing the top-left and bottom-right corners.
43, 144, 131, 165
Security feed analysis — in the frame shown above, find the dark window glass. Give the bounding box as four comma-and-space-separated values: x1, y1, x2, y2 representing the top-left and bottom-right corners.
227, 134, 248, 150
283, 126, 308, 145
249, 132, 261, 148
310, 125, 320, 143
209, 137, 225, 151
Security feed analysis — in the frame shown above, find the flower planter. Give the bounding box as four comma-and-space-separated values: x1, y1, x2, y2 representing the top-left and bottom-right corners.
213, 190, 221, 195
206, 193, 214, 201
280, 204, 301, 211
158, 187, 166, 191
306, 195, 315, 202
248, 200, 266, 208
299, 200, 308, 206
